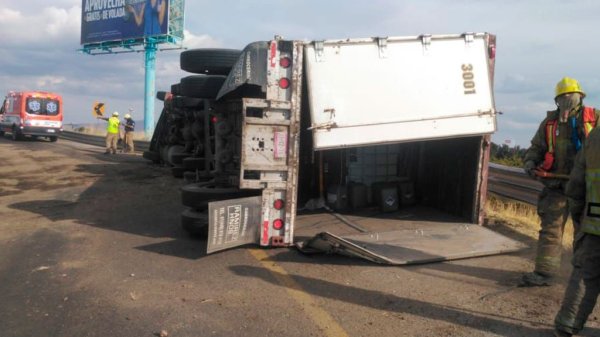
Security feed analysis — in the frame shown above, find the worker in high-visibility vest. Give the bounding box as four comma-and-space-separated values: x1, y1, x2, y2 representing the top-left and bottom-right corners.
521, 77, 599, 287
553, 126, 600, 336
97, 111, 121, 154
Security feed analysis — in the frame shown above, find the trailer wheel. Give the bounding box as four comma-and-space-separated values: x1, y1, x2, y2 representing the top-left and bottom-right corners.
49, 136, 58, 142
180, 49, 241, 75
181, 182, 260, 210
181, 208, 209, 238
166, 145, 186, 165
172, 96, 204, 109
182, 157, 206, 170
183, 171, 197, 184
171, 166, 185, 178
171, 152, 190, 165
171, 83, 182, 96
156, 91, 168, 101
180, 75, 226, 99
183, 171, 213, 184
11, 127, 21, 141
143, 150, 160, 163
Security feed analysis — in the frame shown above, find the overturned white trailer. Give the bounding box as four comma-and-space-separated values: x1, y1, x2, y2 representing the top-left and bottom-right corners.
198, 32, 523, 263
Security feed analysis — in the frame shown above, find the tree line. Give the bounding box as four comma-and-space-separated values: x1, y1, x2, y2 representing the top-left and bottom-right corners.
490, 142, 527, 167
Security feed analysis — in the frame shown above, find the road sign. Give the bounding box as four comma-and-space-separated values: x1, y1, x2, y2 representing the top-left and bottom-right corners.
93, 101, 105, 117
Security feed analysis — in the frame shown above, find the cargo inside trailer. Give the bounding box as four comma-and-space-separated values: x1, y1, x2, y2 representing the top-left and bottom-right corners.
296, 133, 486, 238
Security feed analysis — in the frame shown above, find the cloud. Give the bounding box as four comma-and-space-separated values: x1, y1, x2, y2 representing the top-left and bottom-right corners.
183, 30, 222, 49
0, 7, 22, 22
36, 76, 67, 87
496, 74, 539, 94
45, 6, 81, 37
1, 5, 81, 47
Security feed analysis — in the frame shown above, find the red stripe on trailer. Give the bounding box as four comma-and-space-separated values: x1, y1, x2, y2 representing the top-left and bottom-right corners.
262, 220, 269, 245
269, 41, 277, 68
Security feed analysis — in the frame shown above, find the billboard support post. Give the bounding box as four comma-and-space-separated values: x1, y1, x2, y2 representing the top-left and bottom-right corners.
144, 39, 157, 139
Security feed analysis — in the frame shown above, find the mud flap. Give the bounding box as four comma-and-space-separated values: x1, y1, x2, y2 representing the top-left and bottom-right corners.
296, 223, 525, 265
207, 196, 262, 254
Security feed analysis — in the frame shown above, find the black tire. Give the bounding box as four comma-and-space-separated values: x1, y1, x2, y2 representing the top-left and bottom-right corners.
180, 49, 242, 75
215, 120, 233, 136
183, 171, 197, 184
166, 145, 186, 165
156, 91, 168, 101
11, 127, 21, 141
0, 130, 4, 137
172, 166, 185, 178
183, 171, 213, 184
182, 157, 206, 170
172, 96, 204, 109
181, 208, 209, 238
49, 136, 58, 142
171, 152, 190, 165
143, 150, 160, 163
180, 75, 226, 99
181, 182, 260, 210
171, 83, 182, 96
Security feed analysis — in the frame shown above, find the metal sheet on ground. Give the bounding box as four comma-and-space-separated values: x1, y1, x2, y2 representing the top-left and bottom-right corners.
207, 196, 262, 254
299, 222, 526, 265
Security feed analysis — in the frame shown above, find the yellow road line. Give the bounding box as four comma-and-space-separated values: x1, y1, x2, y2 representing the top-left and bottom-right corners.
249, 249, 350, 337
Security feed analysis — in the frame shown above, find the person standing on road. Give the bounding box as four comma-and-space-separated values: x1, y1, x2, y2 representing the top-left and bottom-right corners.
98, 111, 120, 154
123, 111, 135, 153
521, 77, 599, 287
553, 127, 600, 337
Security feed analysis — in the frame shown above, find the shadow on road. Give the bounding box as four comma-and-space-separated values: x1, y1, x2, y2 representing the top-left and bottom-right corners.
229, 264, 600, 337
7, 152, 210, 260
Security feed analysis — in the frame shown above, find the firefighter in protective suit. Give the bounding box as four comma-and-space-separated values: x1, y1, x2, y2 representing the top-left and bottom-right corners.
521, 77, 599, 287
553, 127, 600, 336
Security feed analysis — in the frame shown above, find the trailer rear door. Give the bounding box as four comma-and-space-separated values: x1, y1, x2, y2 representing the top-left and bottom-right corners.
297, 224, 524, 265
304, 33, 497, 150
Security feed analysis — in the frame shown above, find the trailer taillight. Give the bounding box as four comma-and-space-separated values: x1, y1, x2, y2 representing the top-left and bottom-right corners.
273, 219, 284, 230
273, 199, 284, 210
279, 57, 291, 68
279, 78, 290, 89
489, 45, 496, 59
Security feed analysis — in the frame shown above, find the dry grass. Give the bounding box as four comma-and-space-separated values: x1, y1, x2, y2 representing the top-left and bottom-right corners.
485, 194, 574, 249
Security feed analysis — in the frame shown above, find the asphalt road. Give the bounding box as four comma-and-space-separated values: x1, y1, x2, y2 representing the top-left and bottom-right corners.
1, 135, 599, 337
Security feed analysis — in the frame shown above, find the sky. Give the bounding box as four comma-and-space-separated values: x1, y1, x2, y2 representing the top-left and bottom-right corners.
1, 0, 600, 147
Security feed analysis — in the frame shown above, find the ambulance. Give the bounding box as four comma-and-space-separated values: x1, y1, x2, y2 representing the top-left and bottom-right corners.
0, 91, 63, 141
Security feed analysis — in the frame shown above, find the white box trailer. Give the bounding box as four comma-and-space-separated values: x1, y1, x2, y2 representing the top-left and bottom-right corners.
205, 33, 523, 263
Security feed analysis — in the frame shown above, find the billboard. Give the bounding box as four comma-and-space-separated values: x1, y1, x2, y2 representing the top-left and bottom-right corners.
81, 0, 185, 45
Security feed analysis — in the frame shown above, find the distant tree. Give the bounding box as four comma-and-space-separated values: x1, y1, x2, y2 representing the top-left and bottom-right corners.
490, 142, 526, 167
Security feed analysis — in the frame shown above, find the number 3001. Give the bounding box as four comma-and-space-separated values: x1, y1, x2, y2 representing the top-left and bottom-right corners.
461, 64, 476, 95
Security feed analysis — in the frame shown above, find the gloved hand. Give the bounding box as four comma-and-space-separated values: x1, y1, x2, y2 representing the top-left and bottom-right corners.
524, 161, 537, 178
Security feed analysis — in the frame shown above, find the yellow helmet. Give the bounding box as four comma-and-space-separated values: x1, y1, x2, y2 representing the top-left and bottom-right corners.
555, 77, 585, 99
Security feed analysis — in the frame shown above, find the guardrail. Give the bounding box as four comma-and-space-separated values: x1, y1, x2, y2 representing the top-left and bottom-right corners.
60, 130, 150, 153
488, 163, 542, 205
